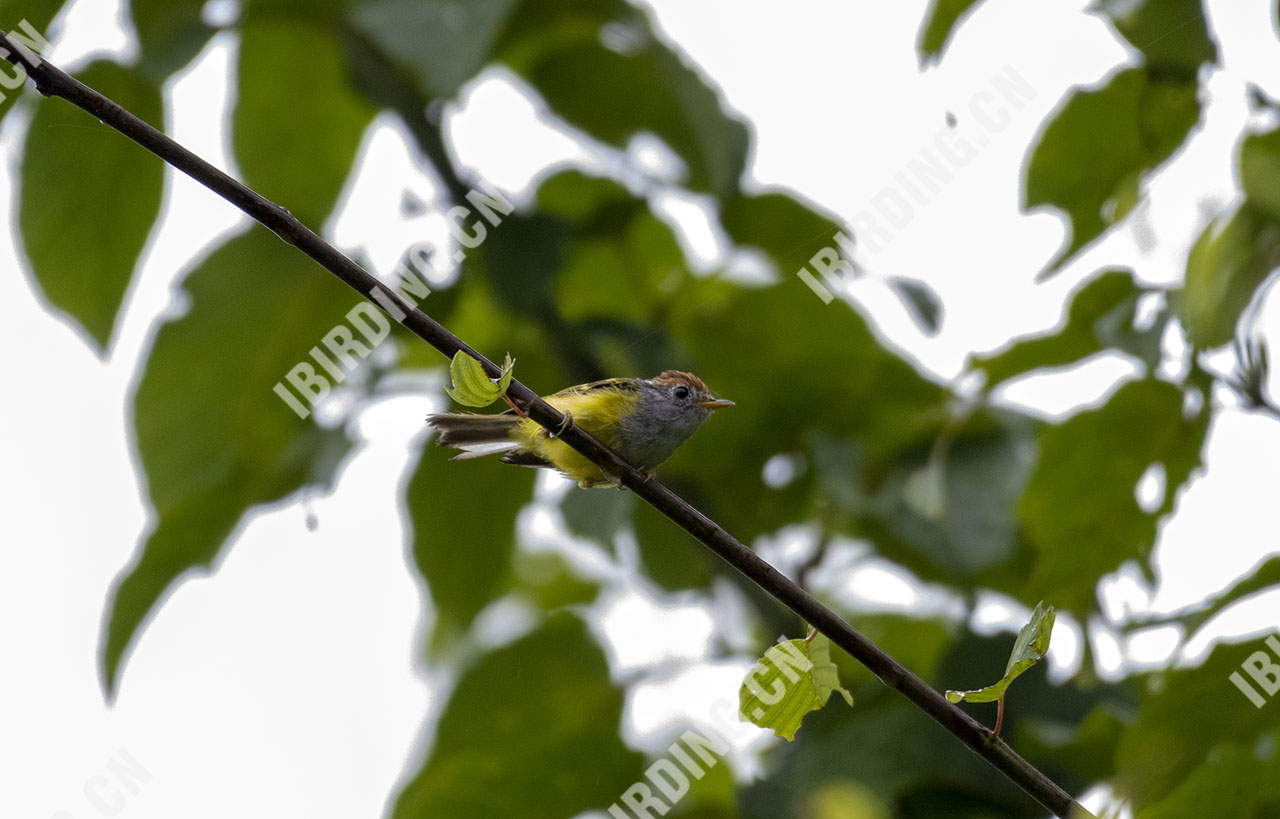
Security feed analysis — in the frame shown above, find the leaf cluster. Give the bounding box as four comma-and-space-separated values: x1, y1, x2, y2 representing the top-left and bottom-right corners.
9, 0, 1280, 815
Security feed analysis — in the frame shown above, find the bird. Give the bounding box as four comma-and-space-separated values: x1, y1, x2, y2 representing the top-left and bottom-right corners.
426, 370, 733, 488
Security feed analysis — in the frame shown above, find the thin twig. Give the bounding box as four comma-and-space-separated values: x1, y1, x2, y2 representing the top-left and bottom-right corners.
0, 32, 1091, 819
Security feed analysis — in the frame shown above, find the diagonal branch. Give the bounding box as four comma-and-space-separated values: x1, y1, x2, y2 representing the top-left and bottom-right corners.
0, 32, 1092, 819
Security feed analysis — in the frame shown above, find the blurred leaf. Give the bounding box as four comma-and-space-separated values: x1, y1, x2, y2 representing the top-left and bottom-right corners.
739, 634, 853, 741
739, 652, 1065, 819
349, 0, 517, 99
1025, 67, 1199, 277
887, 276, 944, 335
1241, 125, 1280, 223
664, 277, 949, 545
946, 602, 1054, 704
830, 615, 956, 688
1016, 704, 1128, 787
917, 0, 983, 63
234, 16, 375, 225
102, 228, 356, 695
0, 2, 63, 123
865, 412, 1039, 585
668, 753, 739, 819
391, 614, 643, 819
130, 0, 215, 83
1125, 553, 1280, 648
407, 431, 535, 651
632, 476, 718, 591
536, 168, 635, 220
513, 551, 599, 611
720, 191, 845, 276
470, 211, 568, 318
554, 203, 686, 326
19, 61, 163, 350
1115, 643, 1280, 807
516, 32, 750, 195
418, 273, 570, 392
560, 485, 633, 545
807, 780, 892, 819
1176, 202, 1280, 349
1094, 0, 1217, 80
1175, 125, 1280, 349
903, 457, 947, 520
1020, 379, 1206, 613
1133, 744, 1265, 819
972, 270, 1145, 387
443, 350, 514, 407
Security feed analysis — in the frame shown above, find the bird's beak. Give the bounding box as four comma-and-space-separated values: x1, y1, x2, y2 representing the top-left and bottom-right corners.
697, 398, 735, 410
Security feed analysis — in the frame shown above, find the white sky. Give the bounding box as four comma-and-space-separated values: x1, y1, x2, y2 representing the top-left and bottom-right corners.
3, 0, 1280, 817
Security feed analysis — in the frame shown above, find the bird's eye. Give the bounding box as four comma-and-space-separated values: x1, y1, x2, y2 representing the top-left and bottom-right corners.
673, 385, 689, 400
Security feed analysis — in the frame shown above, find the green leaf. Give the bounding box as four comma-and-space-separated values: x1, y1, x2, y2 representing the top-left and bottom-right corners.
515, 34, 750, 196
349, 0, 518, 99
1134, 744, 1276, 818
972, 270, 1145, 387
917, 0, 984, 63
513, 551, 599, 612
864, 411, 1039, 585
1173, 124, 1280, 349
667, 754, 739, 819
1177, 202, 1280, 349
946, 602, 1055, 704
1019, 379, 1207, 613
1115, 643, 1280, 807
1025, 67, 1200, 277
19, 60, 163, 350
663, 276, 950, 546
554, 203, 686, 326
632, 477, 718, 591
234, 16, 375, 226
391, 614, 644, 819
102, 228, 357, 695
886, 276, 943, 335
805, 782, 893, 819
1017, 704, 1128, 787
129, 0, 215, 83
560, 486, 633, 546
497, 355, 514, 392
444, 350, 515, 407
1094, 0, 1217, 80
1125, 553, 1280, 650
407, 415, 534, 652
739, 634, 853, 741
720, 191, 845, 276
1241, 125, 1280, 223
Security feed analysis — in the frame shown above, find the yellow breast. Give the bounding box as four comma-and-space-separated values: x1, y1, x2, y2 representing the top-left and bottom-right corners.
509, 386, 641, 486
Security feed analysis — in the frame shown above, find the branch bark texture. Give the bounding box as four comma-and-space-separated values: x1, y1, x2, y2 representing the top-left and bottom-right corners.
0, 32, 1091, 819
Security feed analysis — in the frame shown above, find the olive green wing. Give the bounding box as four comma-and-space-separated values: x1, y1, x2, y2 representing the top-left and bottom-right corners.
545, 377, 640, 400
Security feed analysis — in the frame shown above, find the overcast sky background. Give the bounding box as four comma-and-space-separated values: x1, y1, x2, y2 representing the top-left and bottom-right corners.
3, 0, 1280, 817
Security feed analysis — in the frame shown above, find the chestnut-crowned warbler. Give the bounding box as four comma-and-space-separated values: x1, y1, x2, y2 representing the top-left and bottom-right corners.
427, 370, 733, 488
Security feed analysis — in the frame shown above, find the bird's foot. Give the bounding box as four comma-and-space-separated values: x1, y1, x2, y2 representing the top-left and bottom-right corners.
551, 410, 574, 438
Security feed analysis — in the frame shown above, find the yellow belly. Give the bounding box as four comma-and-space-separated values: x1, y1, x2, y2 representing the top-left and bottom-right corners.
509, 388, 639, 487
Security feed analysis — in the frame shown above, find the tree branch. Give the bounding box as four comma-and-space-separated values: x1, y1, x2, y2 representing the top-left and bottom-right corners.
0, 32, 1091, 819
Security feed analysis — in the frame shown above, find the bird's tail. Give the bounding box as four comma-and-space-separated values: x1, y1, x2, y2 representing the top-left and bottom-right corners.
426, 413, 522, 460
